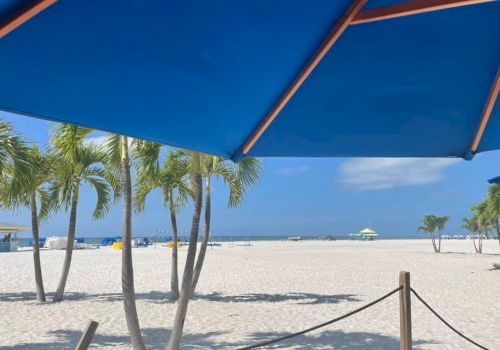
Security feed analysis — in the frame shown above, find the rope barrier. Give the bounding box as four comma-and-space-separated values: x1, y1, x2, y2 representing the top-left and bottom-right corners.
236, 286, 402, 350
410, 288, 490, 350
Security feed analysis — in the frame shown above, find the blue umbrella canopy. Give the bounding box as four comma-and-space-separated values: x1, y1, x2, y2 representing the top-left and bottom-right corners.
0, 0, 498, 161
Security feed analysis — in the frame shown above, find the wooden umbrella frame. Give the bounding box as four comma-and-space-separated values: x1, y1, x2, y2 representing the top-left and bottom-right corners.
237, 0, 499, 160
0, 0, 57, 38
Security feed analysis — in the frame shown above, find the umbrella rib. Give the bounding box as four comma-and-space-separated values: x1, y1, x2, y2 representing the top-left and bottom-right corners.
351, 0, 496, 25
235, 0, 369, 160
0, 0, 58, 39
469, 67, 500, 155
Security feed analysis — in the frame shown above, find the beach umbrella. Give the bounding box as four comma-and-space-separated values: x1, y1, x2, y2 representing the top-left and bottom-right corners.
0, 0, 498, 161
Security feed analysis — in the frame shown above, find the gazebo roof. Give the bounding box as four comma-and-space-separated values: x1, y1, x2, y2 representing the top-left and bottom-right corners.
360, 227, 377, 235
0, 222, 28, 233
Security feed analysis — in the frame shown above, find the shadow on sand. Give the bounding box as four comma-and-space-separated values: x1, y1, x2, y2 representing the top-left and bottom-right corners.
4, 291, 436, 348
234, 330, 437, 350
0, 328, 437, 349
0, 328, 224, 349
194, 292, 359, 305
0, 291, 174, 304
441, 251, 500, 256
0, 291, 359, 305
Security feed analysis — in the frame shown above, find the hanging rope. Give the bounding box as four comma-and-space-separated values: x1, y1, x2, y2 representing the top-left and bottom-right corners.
236, 286, 402, 350
410, 288, 490, 350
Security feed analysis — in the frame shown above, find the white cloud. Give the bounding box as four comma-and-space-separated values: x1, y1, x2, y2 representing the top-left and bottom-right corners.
276, 165, 310, 175
84, 135, 135, 148
337, 158, 461, 191
83, 135, 108, 147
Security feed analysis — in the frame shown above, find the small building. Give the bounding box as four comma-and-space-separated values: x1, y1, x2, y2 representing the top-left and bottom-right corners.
0, 222, 28, 252
360, 227, 378, 241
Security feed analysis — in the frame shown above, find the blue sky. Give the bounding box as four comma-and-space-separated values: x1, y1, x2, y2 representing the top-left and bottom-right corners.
1, 111, 500, 238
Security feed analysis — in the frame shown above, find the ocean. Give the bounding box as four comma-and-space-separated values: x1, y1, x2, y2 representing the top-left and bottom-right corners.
16, 234, 426, 247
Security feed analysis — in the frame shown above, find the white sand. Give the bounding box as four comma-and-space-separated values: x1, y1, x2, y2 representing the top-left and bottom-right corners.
0, 239, 499, 349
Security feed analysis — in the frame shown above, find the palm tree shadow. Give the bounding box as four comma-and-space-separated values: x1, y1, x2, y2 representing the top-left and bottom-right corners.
441, 251, 500, 256
0, 291, 38, 302
194, 292, 360, 305
0, 328, 227, 349
0, 290, 176, 303
70, 290, 178, 303
232, 330, 437, 350
1, 291, 358, 305
0, 328, 437, 349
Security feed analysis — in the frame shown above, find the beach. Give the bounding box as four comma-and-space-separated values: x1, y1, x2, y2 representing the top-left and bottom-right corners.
0, 239, 499, 349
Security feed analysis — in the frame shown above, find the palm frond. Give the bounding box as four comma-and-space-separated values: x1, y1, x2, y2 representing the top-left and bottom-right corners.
217, 165, 244, 208
50, 124, 94, 163
235, 157, 262, 188
133, 140, 162, 175
134, 147, 189, 213
134, 171, 160, 212
102, 134, 123, 168
37, 187, 54, 221
84, 176, 112, 220
201, 155, 262, 208
417, 225, 427, 233
0, 120, 30, 183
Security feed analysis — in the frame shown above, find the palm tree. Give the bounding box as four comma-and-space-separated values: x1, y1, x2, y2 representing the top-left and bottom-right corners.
103, 134, 146, 350
418, 215, 449, 253
0, 146, 52, 302
168, 152, 203, 350
135, 146, 189, 300
462, 217, 481, 253
434, 216, 449, 248
485, 185, 500, 246
167, 154, 261, 349
470, 201, 491, 254
191, 156, 261, 295
50, 125, 115, 302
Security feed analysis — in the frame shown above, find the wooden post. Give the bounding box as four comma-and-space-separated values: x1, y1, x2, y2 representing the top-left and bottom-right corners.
399, 271, 412, 350
75, 320, 99, 350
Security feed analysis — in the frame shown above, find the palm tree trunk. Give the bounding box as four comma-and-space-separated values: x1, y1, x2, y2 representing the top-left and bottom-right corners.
168, 172, 202, 350
53, 187, 78, 302
169, 198, 180, 300
121, 137, 146, 350
30, 195, 46, 302
191, 177, 211, 296
437, 233, 441, 253
472, 237, 479, 253
496, 225, 500, 246
430, 233, 438, 253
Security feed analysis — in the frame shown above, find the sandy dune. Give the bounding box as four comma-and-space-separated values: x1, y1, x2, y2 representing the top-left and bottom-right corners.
0, 239, 499, 349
